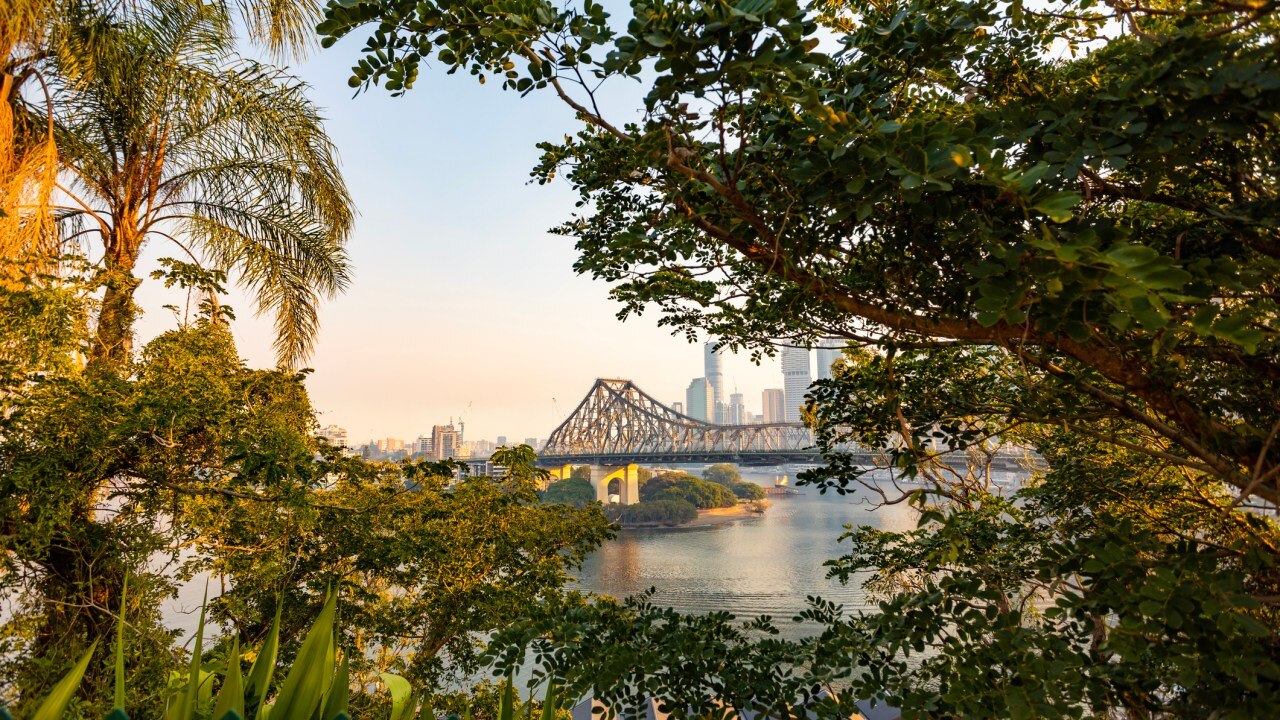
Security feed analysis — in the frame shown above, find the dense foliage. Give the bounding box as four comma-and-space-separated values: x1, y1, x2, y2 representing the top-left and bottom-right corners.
0, 275, 611, 714
541, 477, 598, 507
605, 499, 699, 526
327, 0, 1280, 716
642, 474, 738, 509
701, 464, 764, 499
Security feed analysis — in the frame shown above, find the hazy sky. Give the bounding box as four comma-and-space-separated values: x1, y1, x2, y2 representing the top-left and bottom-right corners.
132, 31, 791, 444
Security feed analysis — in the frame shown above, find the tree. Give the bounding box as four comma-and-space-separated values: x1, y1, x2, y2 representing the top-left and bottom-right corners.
605, 499, 698, 527
638, 471, 694, 502
0, 269, 612, 713
326, 0, 1280, 715
4, 0, 331, 276
190, 457, 613, 692
705, 463, 765, 499
650, 478, 738, 510
702, 463, 741, 486
45, 0, 353, 367
541, 477, 597, 508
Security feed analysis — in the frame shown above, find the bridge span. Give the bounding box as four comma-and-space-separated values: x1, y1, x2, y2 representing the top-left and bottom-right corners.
536, 378, 830, 504
533, 379, 1034, 505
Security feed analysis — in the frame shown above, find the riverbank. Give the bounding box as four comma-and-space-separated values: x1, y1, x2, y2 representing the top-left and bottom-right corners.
618, 503, 765, 530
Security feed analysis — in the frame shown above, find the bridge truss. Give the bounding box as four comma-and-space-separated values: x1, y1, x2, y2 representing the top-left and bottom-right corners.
539, 378, 820, 466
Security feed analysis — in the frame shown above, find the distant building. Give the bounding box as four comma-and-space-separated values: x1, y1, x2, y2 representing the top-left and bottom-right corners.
780, 345, 812, 423
523, 437, 542, 451
685, 377, 712, 422
412, 435, 433, 457
496, 435, 508, 447
672, 401, 685, 415
377, 437, 406, 453
431, 422, 460, 460
728, 392, 745, 425
704, 342, 725, 422
471, 439, 497, 457
762, 388, 785, 423
816, 337, 844, 381
317, 424, 348, 450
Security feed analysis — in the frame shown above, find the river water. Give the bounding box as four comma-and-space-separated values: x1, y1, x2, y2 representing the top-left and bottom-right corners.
569, 466, 922, 639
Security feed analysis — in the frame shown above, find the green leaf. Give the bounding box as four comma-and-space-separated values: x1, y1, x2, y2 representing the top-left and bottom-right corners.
245, 605, 281, 719
1032, 191, 1081, 223
114, 574, 129, 711
212, 636, 245, 720
379, 673, 413, 720
540, 682, 557, 720
877, 121, 901, 133
273, 593, 338, 720
32, 641, 98, 720
181, 588, 210, 720
498, 678, 514, 720
322, 654, 349, 720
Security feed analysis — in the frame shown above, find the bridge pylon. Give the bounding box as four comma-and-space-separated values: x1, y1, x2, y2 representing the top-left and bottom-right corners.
591, 464, 640, 505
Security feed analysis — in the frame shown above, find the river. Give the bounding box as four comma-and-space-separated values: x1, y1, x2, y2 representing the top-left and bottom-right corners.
569, 465, 922, 639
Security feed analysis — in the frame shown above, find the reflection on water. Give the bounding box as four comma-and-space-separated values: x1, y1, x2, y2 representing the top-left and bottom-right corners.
570, 466, 920, 638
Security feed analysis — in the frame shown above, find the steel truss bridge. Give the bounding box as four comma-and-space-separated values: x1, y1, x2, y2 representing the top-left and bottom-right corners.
539, 378, 833, 466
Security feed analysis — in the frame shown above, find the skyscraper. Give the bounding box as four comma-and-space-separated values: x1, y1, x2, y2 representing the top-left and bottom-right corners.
685, 377, 712, 422
780, 345, 812, 423
728, 392, 745, 425
704, 342, 724, 422
762, 388, 785, 423
816, 337, 844, 381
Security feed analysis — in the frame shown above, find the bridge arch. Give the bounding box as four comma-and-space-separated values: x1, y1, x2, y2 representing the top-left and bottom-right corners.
593, 464, 640, 505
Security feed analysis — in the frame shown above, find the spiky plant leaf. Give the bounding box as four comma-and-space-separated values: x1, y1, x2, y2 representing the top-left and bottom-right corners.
271, 593, 337, 720
415, 697, 435, 720
245, 604, 282, 719
31, 640, 98, 720
180, 589, 210, 720
321, 653, 349, 720
113, 574, 129, 711
212, 636, 245, 720
497, 678, 514, 720
540, 682, 557, 720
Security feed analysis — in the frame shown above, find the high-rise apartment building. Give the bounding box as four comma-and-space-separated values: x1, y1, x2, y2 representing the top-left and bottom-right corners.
524, 437, 541, 451
816, 338, 844, 381
704, 342, 725, 422
496, 435, 508, 447
762, 388, 785, 423
728, 392, 745, 425
781, 345, 812, 422
431, 423, 460, 460
685, 377, 712, 422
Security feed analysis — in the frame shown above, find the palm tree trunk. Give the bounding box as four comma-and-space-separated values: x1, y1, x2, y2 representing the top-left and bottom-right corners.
92, 227, 142, 364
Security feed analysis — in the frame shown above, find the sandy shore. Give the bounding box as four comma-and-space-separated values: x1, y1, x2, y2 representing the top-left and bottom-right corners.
619, 504, 766, 530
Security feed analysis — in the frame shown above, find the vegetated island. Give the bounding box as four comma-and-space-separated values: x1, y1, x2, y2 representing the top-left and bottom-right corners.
540, 463, 773, 529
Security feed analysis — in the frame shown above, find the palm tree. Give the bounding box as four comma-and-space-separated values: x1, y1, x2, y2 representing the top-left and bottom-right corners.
46, 0, 354, 366
1, 0, 59, 272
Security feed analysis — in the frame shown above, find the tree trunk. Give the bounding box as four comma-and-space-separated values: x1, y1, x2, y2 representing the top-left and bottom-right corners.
91, 227, 141, 364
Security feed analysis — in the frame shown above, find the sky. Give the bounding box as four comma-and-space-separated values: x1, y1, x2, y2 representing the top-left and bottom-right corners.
132, 27, 791, 445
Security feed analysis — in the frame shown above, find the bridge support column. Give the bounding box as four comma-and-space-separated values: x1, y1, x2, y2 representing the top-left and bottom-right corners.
550, 464, 575, 482
591, 464, 641, 505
